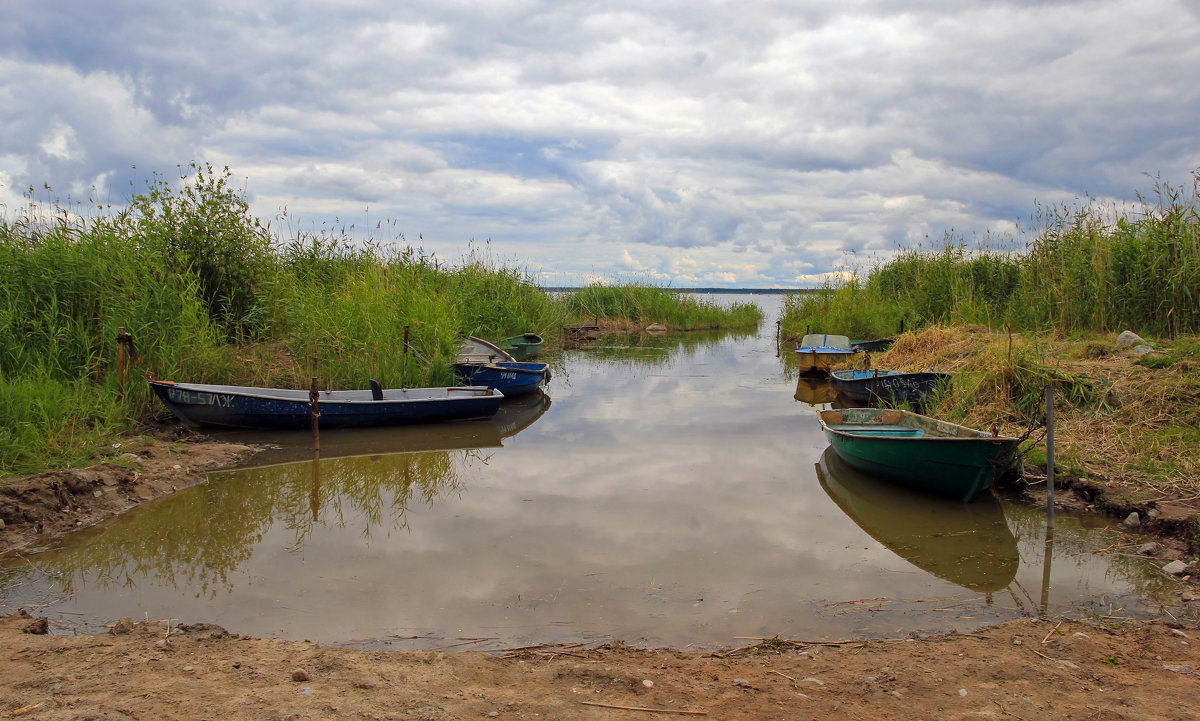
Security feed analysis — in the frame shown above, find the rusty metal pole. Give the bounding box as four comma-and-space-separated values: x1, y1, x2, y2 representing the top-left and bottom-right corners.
309, 377, 321, 451
403, 325, 410, 388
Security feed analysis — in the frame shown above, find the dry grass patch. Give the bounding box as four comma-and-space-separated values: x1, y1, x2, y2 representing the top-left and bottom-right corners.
872, 327, 1200, 499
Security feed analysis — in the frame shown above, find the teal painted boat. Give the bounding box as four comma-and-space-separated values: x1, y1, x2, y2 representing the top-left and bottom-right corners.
498, 333, 544, 359
816, 407, 1021, 503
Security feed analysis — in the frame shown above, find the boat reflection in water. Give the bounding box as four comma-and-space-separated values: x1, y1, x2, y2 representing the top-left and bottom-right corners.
217, 390, 551, 468
794, 375, 838, 406
815, 446, 1019, 593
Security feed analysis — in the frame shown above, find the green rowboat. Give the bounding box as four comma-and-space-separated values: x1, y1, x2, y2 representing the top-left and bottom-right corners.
498, 333, 544, 360
816, 407, 1021, 503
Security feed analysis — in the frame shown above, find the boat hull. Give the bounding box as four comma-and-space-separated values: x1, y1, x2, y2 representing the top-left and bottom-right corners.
831, 370, 950, 405
149, 380, 504, 430
817, 408, 1021, 503
795, 333, 859, 374
453, 361, 549, 396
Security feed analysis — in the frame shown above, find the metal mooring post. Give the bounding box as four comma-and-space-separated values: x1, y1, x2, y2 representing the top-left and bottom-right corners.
309, 377, 321, 451
1045, 384, 1055, 530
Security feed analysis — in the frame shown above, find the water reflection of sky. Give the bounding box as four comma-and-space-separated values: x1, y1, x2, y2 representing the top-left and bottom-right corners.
2, 294, 1191, 649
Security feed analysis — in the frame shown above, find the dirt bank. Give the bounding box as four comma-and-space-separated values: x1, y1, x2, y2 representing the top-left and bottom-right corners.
0, 428, 259, 556
4, 610, 1199, 720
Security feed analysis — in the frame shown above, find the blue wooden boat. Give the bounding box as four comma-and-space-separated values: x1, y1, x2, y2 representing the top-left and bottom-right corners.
830, 369, 951, 405
455, 336, 550, 395
453, 361, 549, 396
816, 407, 1021, 503
148, 379, 503, 430
795, 333, 860, 374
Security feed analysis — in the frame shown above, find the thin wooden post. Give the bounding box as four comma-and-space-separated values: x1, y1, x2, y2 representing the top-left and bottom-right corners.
115, 327, 134, 401
1045, 384, 1055, 530
309, 377, 321, 451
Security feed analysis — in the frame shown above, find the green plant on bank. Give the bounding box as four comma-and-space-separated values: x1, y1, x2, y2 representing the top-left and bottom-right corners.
562, 282, 762, 330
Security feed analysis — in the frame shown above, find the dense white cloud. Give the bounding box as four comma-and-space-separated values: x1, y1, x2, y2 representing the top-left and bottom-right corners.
2, 0, 1197, 286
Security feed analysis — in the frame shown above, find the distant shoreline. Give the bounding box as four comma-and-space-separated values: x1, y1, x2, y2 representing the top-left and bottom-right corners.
542, 287, 814, 294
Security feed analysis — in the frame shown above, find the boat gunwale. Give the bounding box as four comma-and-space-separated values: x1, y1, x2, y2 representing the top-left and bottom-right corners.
816, 407, 1019, 443
148, 380, 501, 404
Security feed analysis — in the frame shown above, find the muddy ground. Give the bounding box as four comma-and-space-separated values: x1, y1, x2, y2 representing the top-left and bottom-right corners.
3, 432, 1200, 719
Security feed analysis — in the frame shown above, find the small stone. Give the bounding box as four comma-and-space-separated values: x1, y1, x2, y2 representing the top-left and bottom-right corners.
292, 669, 310, 682
22, 617, 49, 635
1170, 629, 1190, 639
958, 688, 967, 697
1012, 638, 1023, 646
1138, 543, 1159, 555
1147, 508, 1161, 520
94, 489, 104, 497
1122, 512, 1140, 528
1132, 344, 1154, 356
110, 617, 135, 635
1162, 664, 1192, 674
732, 678, 751, 687
642, 679, 653, 688
487, 712, 499, 718
182, 666, 195, 673
1162, 560, 1189, 576
155, 639, 172, 649
1115, 330, 1144, 348
1057, 660, 1080, 670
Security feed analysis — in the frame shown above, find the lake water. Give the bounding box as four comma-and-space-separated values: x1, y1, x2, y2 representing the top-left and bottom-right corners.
1, 294, 1190, 650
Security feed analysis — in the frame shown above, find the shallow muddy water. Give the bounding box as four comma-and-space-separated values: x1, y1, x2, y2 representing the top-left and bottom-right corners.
1, 294, 1191, 650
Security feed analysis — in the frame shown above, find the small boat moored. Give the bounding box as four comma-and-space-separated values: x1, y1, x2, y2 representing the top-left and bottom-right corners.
816, 407, 1021, 503
849, 338, 895, 353
148, 379, 503, 430
498, 333, 544, 360
795, 333, 860, 374
830, 369, 951, 406
453, 361, 550, 396
455, 336, 551, 396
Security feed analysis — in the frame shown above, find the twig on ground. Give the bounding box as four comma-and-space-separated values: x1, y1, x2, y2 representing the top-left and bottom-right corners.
579, 701, 706, 715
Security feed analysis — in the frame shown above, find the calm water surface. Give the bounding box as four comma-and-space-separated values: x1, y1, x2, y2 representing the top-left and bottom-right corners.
1, 294, 1190, 649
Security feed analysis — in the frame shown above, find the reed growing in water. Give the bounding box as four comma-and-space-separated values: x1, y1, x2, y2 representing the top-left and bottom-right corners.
562, 282, 762, 330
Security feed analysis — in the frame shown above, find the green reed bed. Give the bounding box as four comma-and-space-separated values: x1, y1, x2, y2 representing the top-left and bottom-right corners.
561, 282, 762, 330
780, 170, 1200, 339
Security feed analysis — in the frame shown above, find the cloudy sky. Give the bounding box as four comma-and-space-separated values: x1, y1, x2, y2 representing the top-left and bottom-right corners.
3, 1, 1198, 288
